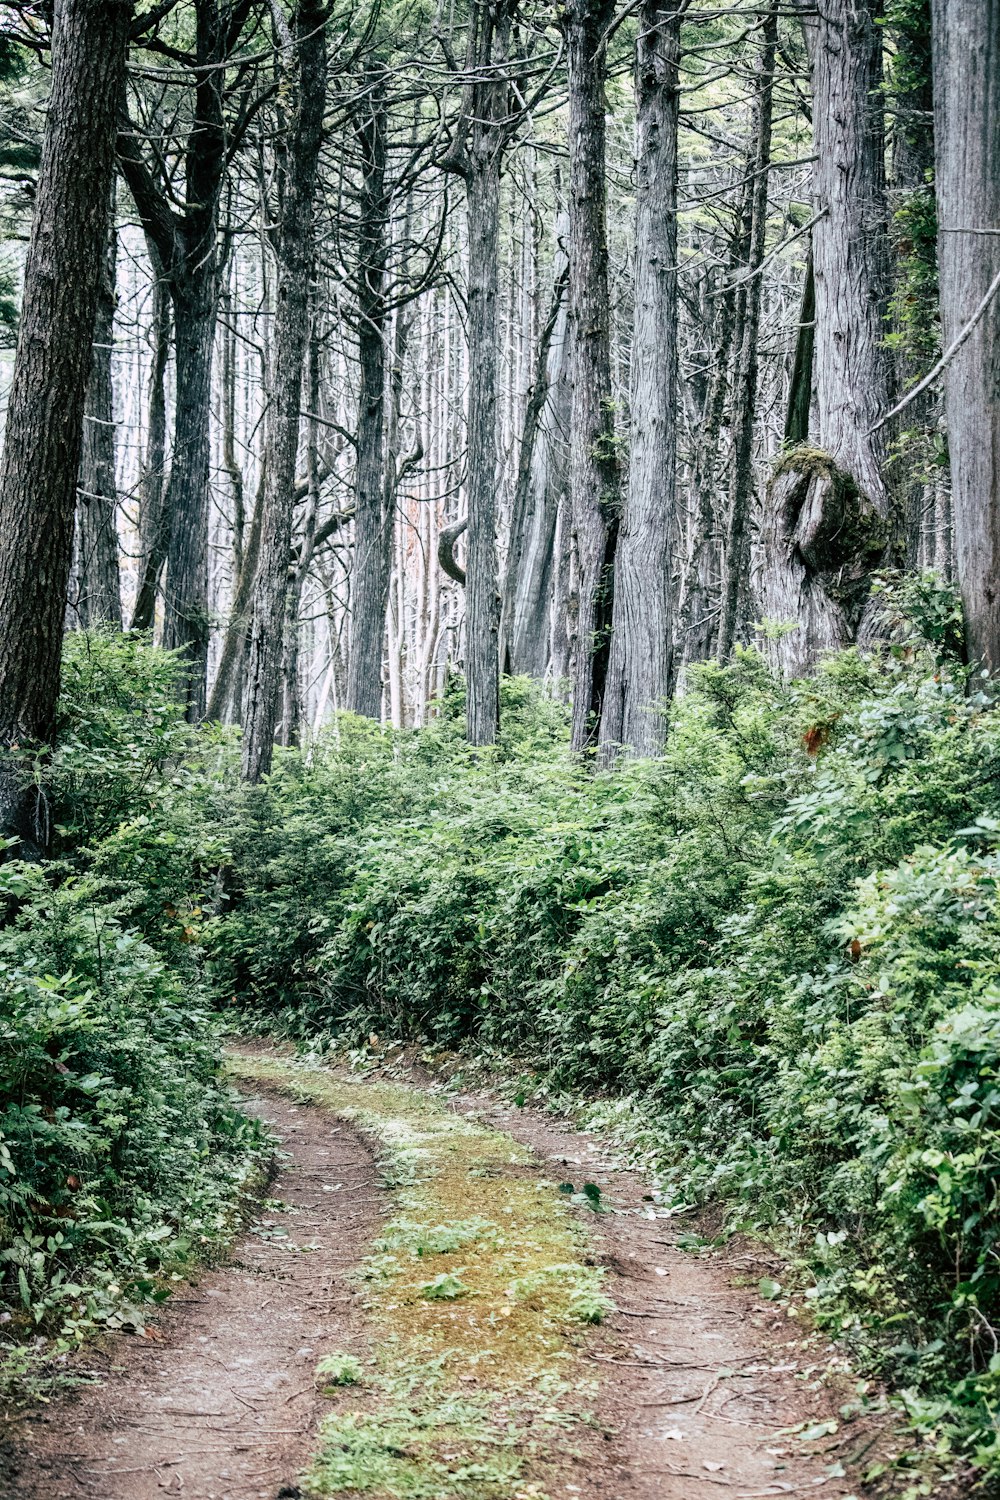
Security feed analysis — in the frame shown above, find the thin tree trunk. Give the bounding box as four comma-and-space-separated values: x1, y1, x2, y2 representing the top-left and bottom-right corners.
130, 261, 171, 631
599, 0, 684, 756
565, 0, 621, 750
162, 293, 216, 708
280, 316, 322, 744
681, 198, 751, 673
783, 248, 814, 444
345, 71, 389, 720
501, 258, 568, 677
463, 161, 502, 742
74, 199, 122, 628
242, 0, 326, 781
717, 2, 778, 661
931, 0, 1000, 669
0, 0, 130, 850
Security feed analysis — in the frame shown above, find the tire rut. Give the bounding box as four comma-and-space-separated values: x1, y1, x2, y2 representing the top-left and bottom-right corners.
5, 1085, 384, 1500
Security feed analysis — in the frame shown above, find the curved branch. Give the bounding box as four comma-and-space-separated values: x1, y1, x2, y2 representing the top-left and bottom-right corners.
437, 516, 468, 585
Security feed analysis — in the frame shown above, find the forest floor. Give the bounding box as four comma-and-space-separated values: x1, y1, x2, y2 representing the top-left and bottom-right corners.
3, 1044, 902, 1500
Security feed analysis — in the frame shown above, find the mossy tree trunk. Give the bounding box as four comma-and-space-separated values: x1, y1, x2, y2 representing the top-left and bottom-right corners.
758, 0, 893, 679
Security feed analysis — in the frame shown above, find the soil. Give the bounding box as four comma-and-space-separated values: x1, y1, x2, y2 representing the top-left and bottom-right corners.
3, 1084, 385, 1500
5, 1055, 896, 1500
447, 1081, 889, 1500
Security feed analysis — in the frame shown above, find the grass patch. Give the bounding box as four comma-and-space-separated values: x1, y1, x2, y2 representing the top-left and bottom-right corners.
229, 1049, 613, 1499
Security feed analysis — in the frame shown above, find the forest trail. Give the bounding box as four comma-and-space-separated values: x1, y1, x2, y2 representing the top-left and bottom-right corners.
7, 1084, 382, 1499
7, 1049, 879, 1500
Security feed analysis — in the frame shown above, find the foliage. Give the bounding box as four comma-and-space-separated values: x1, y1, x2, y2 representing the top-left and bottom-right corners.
0, 635, 268, 1397
210, 599, 1000, 1480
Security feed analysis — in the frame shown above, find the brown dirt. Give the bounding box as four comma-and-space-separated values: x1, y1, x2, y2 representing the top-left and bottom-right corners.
4, 1055, 900, 1500
446, 1082, 890, 1500
3, 1083, 385, 1500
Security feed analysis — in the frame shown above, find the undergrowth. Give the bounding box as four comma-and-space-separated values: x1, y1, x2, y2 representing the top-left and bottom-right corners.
6, 575, 1000, 1487
201, 575, 1000, 1487
0, 632, 270, 1400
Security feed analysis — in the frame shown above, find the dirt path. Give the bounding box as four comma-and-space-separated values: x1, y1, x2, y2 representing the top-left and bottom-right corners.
448, 1082, 880, 1500
6, 1051, 890, 1500
5, 1084, 385, 1500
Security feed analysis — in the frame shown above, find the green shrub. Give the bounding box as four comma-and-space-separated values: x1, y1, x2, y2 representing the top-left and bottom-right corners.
206, 609, 1000, 1477
0, 863, 267, 1366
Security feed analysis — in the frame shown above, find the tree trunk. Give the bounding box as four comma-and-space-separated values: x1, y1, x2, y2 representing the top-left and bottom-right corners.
599, 0, 683, 756
444, 0, 519, 746
757, 0, 892, 678
0, 0, 130, 850
130, 262, 171, 631
241, 0, 326, 782
162, 291, 216, 710
345, 72, 390, 721
931, 0, 1000, 670
463, 161, 502, 743
74, 201, 121, 628
784, 248, 814, 445
681, 197, 751, 673
717, 2, 778, 662
280, 319, 322, 745
501, 258, 568, 677
117, 0, 234, 714
565, 0, 621, 750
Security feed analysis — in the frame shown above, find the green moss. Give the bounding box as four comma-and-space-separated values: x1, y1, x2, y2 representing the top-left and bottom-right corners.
228, 1051, 609, 1499
772, 443, 837, 482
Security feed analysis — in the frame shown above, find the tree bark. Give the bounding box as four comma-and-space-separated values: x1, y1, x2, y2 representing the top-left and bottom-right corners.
130, 260, 171, 631
241, 0, 326, 782
345, 70, 390, 721
717, 2, 778, 662
444, 0, 520, 746
0, 0, 130, 850
931, 0, 1000, 670
757, 0, 892, 678
599, 0, 683, 757
117, 0, 243, 715
565, 0, 621, 750
501, 257, 568, 678
73, 199, 122, 629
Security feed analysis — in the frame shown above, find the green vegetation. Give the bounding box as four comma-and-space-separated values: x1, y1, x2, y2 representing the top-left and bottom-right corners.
0, 632, 269, 1397
230, 1051, 608, 1498
4, 577, 1000, 1484
208, 576, 1000, 1482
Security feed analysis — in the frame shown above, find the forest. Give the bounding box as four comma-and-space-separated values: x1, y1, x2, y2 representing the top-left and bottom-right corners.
0, 0, 999, 1495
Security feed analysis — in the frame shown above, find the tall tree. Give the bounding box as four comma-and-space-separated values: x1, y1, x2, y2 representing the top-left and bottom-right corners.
599, 0, 684, 757
758, 0, 892, 678
931, 0, 1000, 671
443, 0, 524, 746
0, 0, 131, 849
501, 251, 569, 678
118, 0, 259, 714
345, 67, 391, 721
72, 202, 122, 629
599, 0, 683, 756
564, 0, 621, 751
241, 0, 327, 782
716, 1, 778, 661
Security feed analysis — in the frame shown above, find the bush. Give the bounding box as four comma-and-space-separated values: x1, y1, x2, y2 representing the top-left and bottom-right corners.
0, 635, 268, 1393
207, 618, 1000, 1477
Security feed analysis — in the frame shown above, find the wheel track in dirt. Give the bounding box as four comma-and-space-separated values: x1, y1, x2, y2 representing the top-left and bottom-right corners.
5, 1050, 889, 1499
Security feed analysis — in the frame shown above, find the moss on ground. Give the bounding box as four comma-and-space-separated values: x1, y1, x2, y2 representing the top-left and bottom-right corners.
228, 1051, 613, 1500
